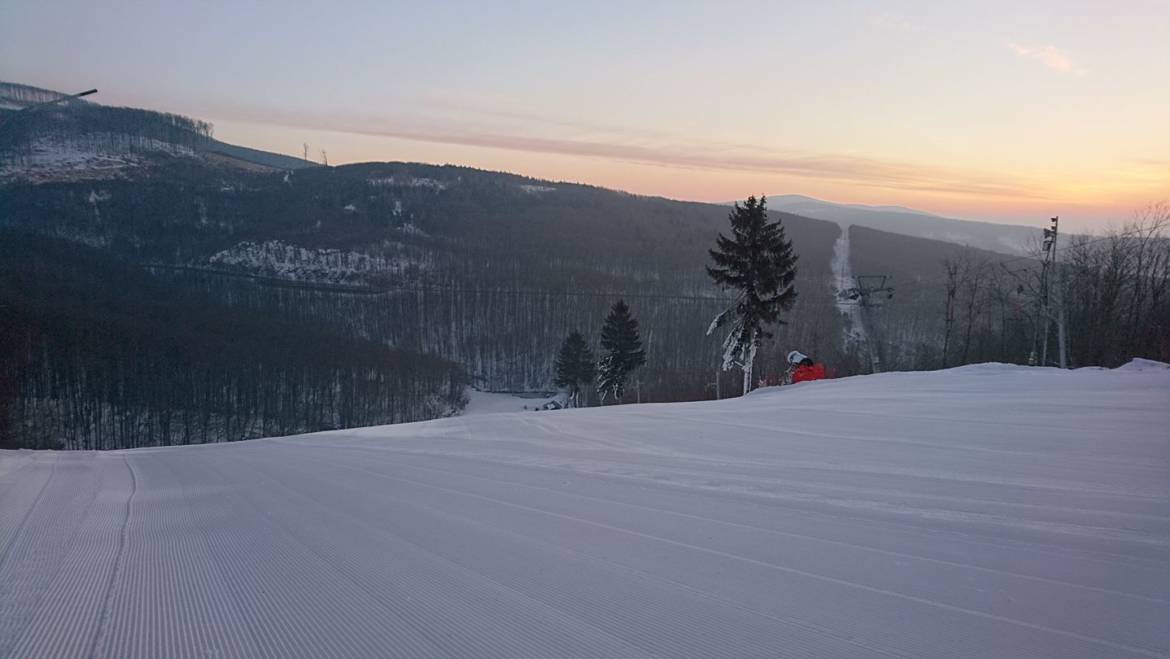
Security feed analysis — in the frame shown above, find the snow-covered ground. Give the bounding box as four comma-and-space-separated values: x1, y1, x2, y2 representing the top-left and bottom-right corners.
461, 388, 561, 415
831, 226, 868, 350
207, 239, 429, 284
2, 363, 1168, 658
0, 135, 195, 184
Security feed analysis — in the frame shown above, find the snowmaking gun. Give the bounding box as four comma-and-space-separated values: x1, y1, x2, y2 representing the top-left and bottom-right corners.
759, 362, 832, 387
789, 362, 828, 384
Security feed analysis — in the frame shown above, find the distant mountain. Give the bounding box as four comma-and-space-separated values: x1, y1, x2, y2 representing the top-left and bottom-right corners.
766, 194, 1039, 255
0, 81, 317, 183
202, 139, 318, 171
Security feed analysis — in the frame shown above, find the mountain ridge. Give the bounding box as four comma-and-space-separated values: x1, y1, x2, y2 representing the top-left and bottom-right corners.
2, 80, 1047, 448
764, 194, 1039, 254
3, 80, 1037, 257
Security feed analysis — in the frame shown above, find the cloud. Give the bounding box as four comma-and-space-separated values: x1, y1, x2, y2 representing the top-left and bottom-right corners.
1007, 42, 1085, 75
873, 13, 925, 34
218, 103, 1042, 200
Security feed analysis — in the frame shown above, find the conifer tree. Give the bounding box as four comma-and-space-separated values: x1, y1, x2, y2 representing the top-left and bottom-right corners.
598, 300, 646, 403
553, 331, 596, 408
706, 195, 798, 395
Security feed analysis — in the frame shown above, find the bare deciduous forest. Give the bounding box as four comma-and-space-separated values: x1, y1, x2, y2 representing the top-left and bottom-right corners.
2, 84, 1166, 449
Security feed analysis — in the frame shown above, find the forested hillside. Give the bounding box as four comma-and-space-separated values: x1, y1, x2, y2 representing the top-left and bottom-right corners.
1, 84, 849, 447
850, 217, 1170, 371
7, 82, 1161, 449
848, 225, 1037, 370
0, 231, 465, 449
0, 157, 846, 396
768, 194, 1039, 254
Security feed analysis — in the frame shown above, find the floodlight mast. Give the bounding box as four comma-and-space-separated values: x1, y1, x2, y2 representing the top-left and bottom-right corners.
1033, 216, 1068, 368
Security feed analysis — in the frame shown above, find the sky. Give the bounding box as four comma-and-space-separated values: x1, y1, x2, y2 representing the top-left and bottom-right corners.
2, 0, 1168, 229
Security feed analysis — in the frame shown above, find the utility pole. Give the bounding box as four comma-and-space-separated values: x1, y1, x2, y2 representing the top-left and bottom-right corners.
1040, 260, 1051, 367
1035, 216, 1067, 368
1028, 258, 1044, 367
942, 260, 959, 368
1050, 216, 1068, 368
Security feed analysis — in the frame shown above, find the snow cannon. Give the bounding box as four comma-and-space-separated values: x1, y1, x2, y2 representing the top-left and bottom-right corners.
791, 363, 827, 383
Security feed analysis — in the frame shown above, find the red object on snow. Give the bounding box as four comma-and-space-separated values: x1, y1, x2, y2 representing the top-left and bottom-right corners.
792, 363, 827, 383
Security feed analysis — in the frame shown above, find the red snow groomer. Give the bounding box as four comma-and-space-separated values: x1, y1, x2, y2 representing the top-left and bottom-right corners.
786, 350, 828, 384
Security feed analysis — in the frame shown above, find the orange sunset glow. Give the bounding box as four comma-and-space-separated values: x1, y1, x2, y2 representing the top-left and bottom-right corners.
5, 2, 1166, 229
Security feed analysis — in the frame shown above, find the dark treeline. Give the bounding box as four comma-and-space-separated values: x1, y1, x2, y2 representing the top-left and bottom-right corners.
0, 105, 213, 161
1, 159, 847, 405
1, 81, 212, 162
947, 207, 1170, 368
0, 81, 72, 106
151, 266, 845, 402
844, 225, 991, 371
0, 232, 465, 449
1062, 207, 1170, 365
848, 209, 1170, 371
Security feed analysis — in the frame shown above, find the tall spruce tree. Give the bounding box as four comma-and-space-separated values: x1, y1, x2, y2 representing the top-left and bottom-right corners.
706, 195, 798, 395
553, 331, 596, 408
598, 300, 646, 403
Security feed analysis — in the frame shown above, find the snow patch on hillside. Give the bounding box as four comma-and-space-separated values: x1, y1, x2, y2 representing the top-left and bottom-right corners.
367, 176, 447, 191
209, 240, 429, 284
518, 184, 556, 195
831, 227, 867, 349
397, 221, 428, 238
1, 140, 136, 183
0, 134, 195, 184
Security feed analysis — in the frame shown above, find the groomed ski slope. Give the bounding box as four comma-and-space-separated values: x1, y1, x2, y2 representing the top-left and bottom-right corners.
2, 363, 1169, 658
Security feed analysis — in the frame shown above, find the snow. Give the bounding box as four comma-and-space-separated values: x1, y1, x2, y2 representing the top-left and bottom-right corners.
518, 184, 557, 195
367, 176, 447, 191
1, 363, 1168, 658
1117, 358, 1170, 372
461, 388, 560, 415
208, 239, 428, 284
831, 227, 868, 348
0, 141, 136, 184
0, 135, 199, 184
397, 221, 428, 238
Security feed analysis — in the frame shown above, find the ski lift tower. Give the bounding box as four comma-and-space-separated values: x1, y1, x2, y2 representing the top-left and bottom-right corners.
839, 275, 895, 373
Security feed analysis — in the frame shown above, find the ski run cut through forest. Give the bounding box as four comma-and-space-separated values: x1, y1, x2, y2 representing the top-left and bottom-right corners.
1, 362, 1169, 658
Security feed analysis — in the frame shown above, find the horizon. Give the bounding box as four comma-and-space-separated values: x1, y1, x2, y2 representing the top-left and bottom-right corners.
3, 0, 1167, 230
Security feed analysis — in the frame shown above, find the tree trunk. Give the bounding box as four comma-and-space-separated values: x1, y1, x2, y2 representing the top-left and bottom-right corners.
741, 343, 757, 396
